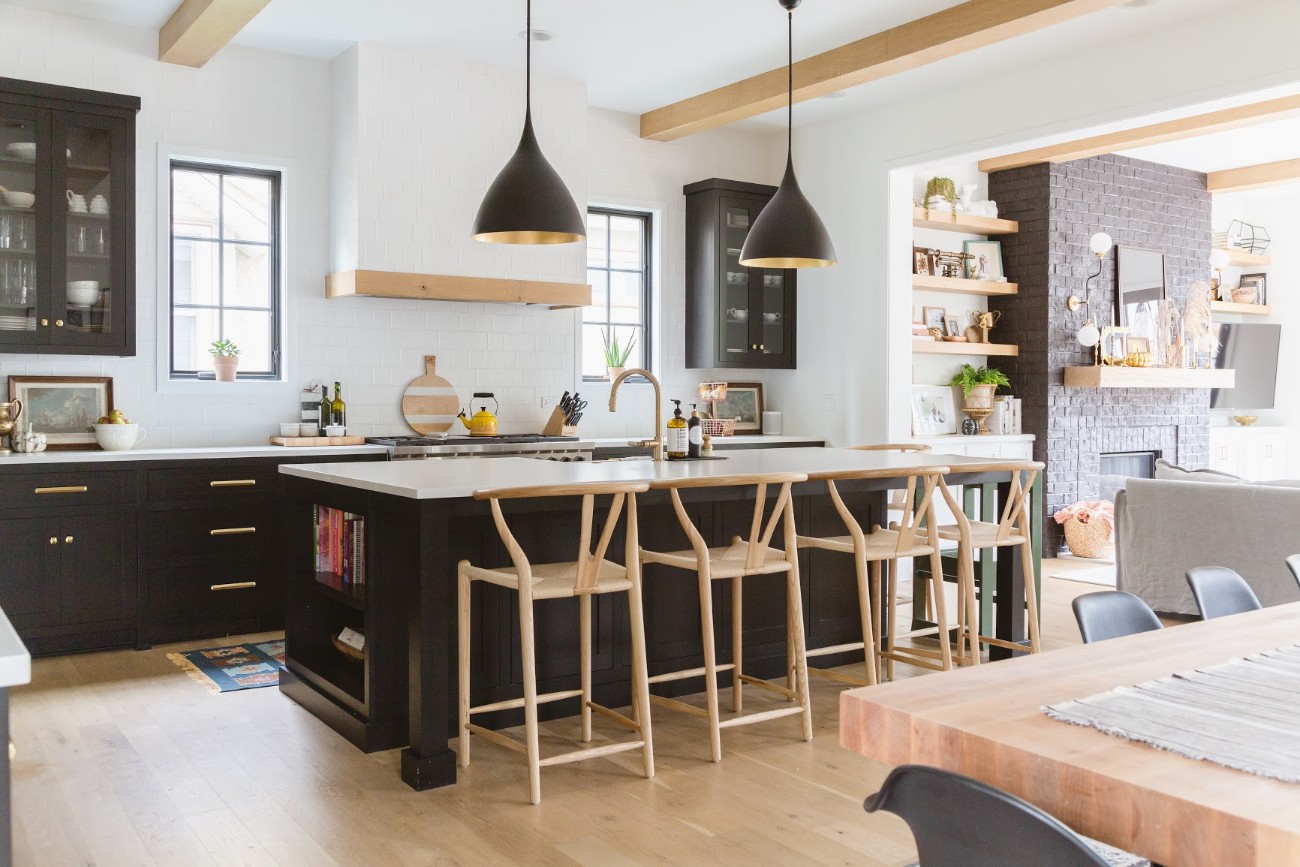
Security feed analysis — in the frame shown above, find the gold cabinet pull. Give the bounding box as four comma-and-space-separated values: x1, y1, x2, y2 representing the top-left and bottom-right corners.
55, 319, 63, 327
209, 526, 256, 536
48, 537, 58, 545
64, 535, 73, 544
35, 485, 88, 494
39, 318, 48, 327
209, 479, 256, 488
210, 581, 256, 591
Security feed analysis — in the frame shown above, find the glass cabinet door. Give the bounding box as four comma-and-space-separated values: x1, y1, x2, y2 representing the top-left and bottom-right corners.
720, 199, 758, 359
757, 268, 788, 358
52, 111, 129, 350
0, 104, 46, 347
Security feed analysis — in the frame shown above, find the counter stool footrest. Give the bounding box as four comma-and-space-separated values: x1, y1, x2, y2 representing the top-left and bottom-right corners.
649, 693, 712, 718
978, 635, 1030, 652
538, 739, 646, 768
807, 666, 871, 686
878, 650, 949, 673
465, 723, 528, 754
717, 705, 805, 729
470, 688, 584, 715
588, 701, 639, 731
806, 640, 866, 658
648, 663, 735, 685
738, 674, 801, 701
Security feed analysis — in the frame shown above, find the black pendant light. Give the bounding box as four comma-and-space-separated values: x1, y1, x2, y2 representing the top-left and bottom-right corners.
472, 0, 585, 244
739, 0, 836, 269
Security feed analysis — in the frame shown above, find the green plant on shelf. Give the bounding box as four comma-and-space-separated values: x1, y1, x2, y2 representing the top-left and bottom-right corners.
923, 177, 958, 222
949, 363, 1010, 399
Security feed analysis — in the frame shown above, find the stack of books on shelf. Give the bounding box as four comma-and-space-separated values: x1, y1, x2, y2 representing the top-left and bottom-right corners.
988, 396, 1022, 435
314, 506, 366, 591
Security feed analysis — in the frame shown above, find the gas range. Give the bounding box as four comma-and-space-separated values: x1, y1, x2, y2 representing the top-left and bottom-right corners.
365, 434, 595, 462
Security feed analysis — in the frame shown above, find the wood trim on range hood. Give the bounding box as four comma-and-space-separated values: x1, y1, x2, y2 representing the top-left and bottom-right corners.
325, 270, 592, 310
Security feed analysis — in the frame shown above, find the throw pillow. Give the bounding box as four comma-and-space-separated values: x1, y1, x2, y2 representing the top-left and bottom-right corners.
1153, 458, 1248, 484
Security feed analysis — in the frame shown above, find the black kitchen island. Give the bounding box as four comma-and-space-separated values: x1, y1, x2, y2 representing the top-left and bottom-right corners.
277, 448, 1040, 791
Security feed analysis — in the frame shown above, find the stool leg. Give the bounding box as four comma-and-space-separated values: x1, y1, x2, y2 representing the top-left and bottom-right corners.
783, 506, 813, 742
732, 575, 743, 714
626, 583, 655, 780
1020, 539, 1042, 653
874, 559, 891, 682
928, 545, 953, 671
457, 562, 472, 768
854, 550, 877, 686
961, 542, 981, 666
698, 570, 723, 762
518, 590, 542, 804
580, 593, 592, 743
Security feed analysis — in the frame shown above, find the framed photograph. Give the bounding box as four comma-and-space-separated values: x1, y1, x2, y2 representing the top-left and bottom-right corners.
1238, 272, 1267, 304
912, 246, 932, 276
963, 239, 1004, 281
1126, 336, 1151, 354
9, 375, 113, 450
922, 306, 947, 331
945, 316, 962, 338
911, 385, 957, 436
711, 382, 763, 432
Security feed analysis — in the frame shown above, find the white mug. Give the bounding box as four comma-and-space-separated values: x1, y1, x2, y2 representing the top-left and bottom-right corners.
762, 411, 783, 435
66, 190, 87, 213
88, 194, 108, 214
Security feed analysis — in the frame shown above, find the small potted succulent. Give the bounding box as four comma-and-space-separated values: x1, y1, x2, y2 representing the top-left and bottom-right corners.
209, 338, 240, 382
601, 328, 636, 380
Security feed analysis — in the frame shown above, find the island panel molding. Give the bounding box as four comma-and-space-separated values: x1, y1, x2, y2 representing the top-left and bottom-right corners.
325, 270, 592, 310
639, 0, 1131, 141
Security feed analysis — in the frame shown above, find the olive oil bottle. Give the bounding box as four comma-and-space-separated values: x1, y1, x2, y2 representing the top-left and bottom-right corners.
318, 385, 331, 433
666, 400, 688, 459
331, 381, 347, 427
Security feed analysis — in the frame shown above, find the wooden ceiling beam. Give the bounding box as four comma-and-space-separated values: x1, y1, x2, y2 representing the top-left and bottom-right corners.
159, 0, 271, 68
978, 94, 1300, 173
1207, 158, 1300, 194
639, 0, 1129, 142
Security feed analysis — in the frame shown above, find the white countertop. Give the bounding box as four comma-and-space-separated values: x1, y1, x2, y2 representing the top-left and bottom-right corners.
0, 607, 31, 689
0, 444, 389, 465
279, 446, 1024, 500
913, 434, 1035, 443
590, 434, 824, 448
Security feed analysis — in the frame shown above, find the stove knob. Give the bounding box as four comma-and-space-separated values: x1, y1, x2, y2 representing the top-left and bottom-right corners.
559, 456, 572, 462
574, 455, 587, 461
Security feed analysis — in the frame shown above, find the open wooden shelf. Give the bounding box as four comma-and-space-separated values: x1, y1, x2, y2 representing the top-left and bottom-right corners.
326, 269, 591, 309
912, 207, 1018, 235
1212, 247, 1271, 267
1211, 300, 1271, 316
913, 340, 1019, 358
912, 274, 1018, 296
1064, 366, 1235, 389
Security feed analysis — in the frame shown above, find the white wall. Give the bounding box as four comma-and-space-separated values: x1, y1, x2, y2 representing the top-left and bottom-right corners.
1212, 188, 1300, 477
782, 0, 1300, 447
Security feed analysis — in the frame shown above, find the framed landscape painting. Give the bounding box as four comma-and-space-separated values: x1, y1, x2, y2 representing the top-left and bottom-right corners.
8, 375, 112, 450
711, 382, 763, 432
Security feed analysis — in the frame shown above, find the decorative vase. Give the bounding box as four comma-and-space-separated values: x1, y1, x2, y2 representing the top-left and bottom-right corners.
213, 356, 238, 382
963, 384, 996, 410
607, 366, 625, 381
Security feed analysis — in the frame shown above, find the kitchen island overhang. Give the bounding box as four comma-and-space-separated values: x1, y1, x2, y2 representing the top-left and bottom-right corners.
277, 448, 1040, 790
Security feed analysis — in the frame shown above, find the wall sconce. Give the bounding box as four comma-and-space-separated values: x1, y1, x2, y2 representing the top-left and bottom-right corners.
1209, 248, 1230, 298
1069, 231, 1113, 349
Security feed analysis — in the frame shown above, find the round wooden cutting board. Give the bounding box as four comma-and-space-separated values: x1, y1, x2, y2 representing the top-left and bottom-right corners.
401, 355, 459, 435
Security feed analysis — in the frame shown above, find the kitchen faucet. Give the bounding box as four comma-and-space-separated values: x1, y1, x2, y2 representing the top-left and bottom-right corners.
608, 368, 664, 462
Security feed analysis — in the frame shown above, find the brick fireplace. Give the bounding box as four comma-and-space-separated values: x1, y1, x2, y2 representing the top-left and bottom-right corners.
989, 155, 1212, 554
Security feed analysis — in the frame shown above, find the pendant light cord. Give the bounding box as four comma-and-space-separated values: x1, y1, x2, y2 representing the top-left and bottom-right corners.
525, 0, 532, 120
787, 8, 793, 159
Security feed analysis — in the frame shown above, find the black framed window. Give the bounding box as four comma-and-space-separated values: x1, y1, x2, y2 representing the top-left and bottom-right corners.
169, 161, 282, 379
584, 207, 651, 380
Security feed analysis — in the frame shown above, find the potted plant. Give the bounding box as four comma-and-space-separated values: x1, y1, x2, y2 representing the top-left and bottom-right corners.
209, 339, 240, 382
601, 328, 636, 380
949, 363, 1009, 410
923, 176, 958, 222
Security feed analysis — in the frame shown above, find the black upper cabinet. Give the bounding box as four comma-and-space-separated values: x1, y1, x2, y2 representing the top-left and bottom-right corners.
684, 178, 796, 369
0, 77, 139, 356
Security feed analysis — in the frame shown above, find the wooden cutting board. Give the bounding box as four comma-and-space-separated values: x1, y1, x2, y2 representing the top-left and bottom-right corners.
269, 435, 366, 447
401, 355, 459, 435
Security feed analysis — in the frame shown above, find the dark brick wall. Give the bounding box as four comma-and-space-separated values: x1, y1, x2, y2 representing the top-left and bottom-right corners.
990, 154, 1212, 554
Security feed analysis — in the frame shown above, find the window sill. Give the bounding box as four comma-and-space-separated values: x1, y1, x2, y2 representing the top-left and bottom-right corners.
159, 376, 293, 395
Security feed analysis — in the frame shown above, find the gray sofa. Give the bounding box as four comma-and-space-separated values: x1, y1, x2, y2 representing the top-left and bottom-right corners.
1115, 470, 1300, 616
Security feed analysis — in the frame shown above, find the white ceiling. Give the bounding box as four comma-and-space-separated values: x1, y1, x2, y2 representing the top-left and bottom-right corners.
3, 0, 1232, 130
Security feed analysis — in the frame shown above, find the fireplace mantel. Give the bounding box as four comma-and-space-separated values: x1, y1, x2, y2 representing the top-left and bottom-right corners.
1063, 367, 1235, 389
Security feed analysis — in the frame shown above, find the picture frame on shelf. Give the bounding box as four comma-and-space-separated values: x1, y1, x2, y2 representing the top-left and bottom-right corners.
710, 382, 763, 433
944, 316, 962, 338
8, 375, 113, 450
922, 306, 947, 331
1237, 272, 1267, 305
912, 246, 932, 276
963, 239, 1004, 281
910, 385, 957, 436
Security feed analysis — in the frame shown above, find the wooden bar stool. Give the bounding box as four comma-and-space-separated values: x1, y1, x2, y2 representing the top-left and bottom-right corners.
936, 463, 1044, 665
457, 480, 654, 805
796, 465, 952, 685
852, 443, 938, 623
639, 471, 812, 762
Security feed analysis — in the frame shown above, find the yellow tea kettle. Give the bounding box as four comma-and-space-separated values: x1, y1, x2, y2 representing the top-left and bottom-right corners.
457, 392, 499, 436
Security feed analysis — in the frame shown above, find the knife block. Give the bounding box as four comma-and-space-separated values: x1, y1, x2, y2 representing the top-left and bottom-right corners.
541, 406, 578, 437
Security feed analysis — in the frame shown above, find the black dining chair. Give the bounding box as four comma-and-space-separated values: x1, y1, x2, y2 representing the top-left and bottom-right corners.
1186, 567, 1261, 620
1071, 591, 1162, 644
865, 764, 1148, 866
1287, 555, 1300, 589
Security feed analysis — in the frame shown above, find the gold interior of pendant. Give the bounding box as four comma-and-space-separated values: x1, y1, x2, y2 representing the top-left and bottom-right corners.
739, 255, 836, 268
473, 230, 586, 245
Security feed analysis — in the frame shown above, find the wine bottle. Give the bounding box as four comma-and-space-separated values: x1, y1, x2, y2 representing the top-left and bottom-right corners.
331, 381, 347, 427
318, 385, 331, 433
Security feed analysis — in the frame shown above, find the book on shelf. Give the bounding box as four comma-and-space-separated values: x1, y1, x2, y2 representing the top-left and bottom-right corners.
314, 505, 366, 588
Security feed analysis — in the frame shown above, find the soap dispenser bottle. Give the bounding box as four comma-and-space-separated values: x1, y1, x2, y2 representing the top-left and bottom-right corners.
667, 400, 688, 459
687, 403, 702, 458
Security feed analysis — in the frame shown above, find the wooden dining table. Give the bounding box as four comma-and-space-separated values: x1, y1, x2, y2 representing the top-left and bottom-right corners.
840, 602, 1300, 867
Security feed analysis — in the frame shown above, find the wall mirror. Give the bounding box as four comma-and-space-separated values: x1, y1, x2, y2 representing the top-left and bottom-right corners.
1115, 246, 1165, 340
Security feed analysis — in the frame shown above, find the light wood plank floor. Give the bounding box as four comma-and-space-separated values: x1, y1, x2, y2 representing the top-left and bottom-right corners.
12, 563, 1109, 866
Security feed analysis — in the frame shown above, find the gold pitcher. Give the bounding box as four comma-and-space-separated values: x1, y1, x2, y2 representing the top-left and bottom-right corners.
0, 399, 22, 455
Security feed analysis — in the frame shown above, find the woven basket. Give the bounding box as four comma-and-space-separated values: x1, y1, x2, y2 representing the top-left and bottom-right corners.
701, 417, 737, 437
1063, 517, 1112, 559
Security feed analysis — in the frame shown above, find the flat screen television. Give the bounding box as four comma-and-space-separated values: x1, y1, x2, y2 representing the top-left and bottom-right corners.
1211, 322, 1281, 409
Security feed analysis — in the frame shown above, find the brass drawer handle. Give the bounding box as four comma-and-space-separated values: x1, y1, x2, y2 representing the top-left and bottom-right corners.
35, 485, 88, 494
209, 479, 256, 488
209, 526, 256, 536
48, 537, 57, 546
210, 581, 257, 591
64, 535, 73, 544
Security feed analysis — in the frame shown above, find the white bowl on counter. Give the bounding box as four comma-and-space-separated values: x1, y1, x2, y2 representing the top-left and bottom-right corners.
324, 425, 346, 437
94, 423, 146, 451
66, 280, 101, 306
1, 190, 34, 209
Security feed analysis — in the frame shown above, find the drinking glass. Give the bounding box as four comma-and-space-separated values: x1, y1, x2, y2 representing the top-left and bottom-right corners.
0, 214, 10, 249
74, 225, 88, 254
95, 227, 107, 255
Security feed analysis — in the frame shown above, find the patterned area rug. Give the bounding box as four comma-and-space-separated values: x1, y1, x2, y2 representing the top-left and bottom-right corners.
167, 640, 286, 693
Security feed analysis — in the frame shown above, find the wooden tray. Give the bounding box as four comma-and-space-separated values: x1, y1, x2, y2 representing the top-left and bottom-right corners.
269, 435, 367, 447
